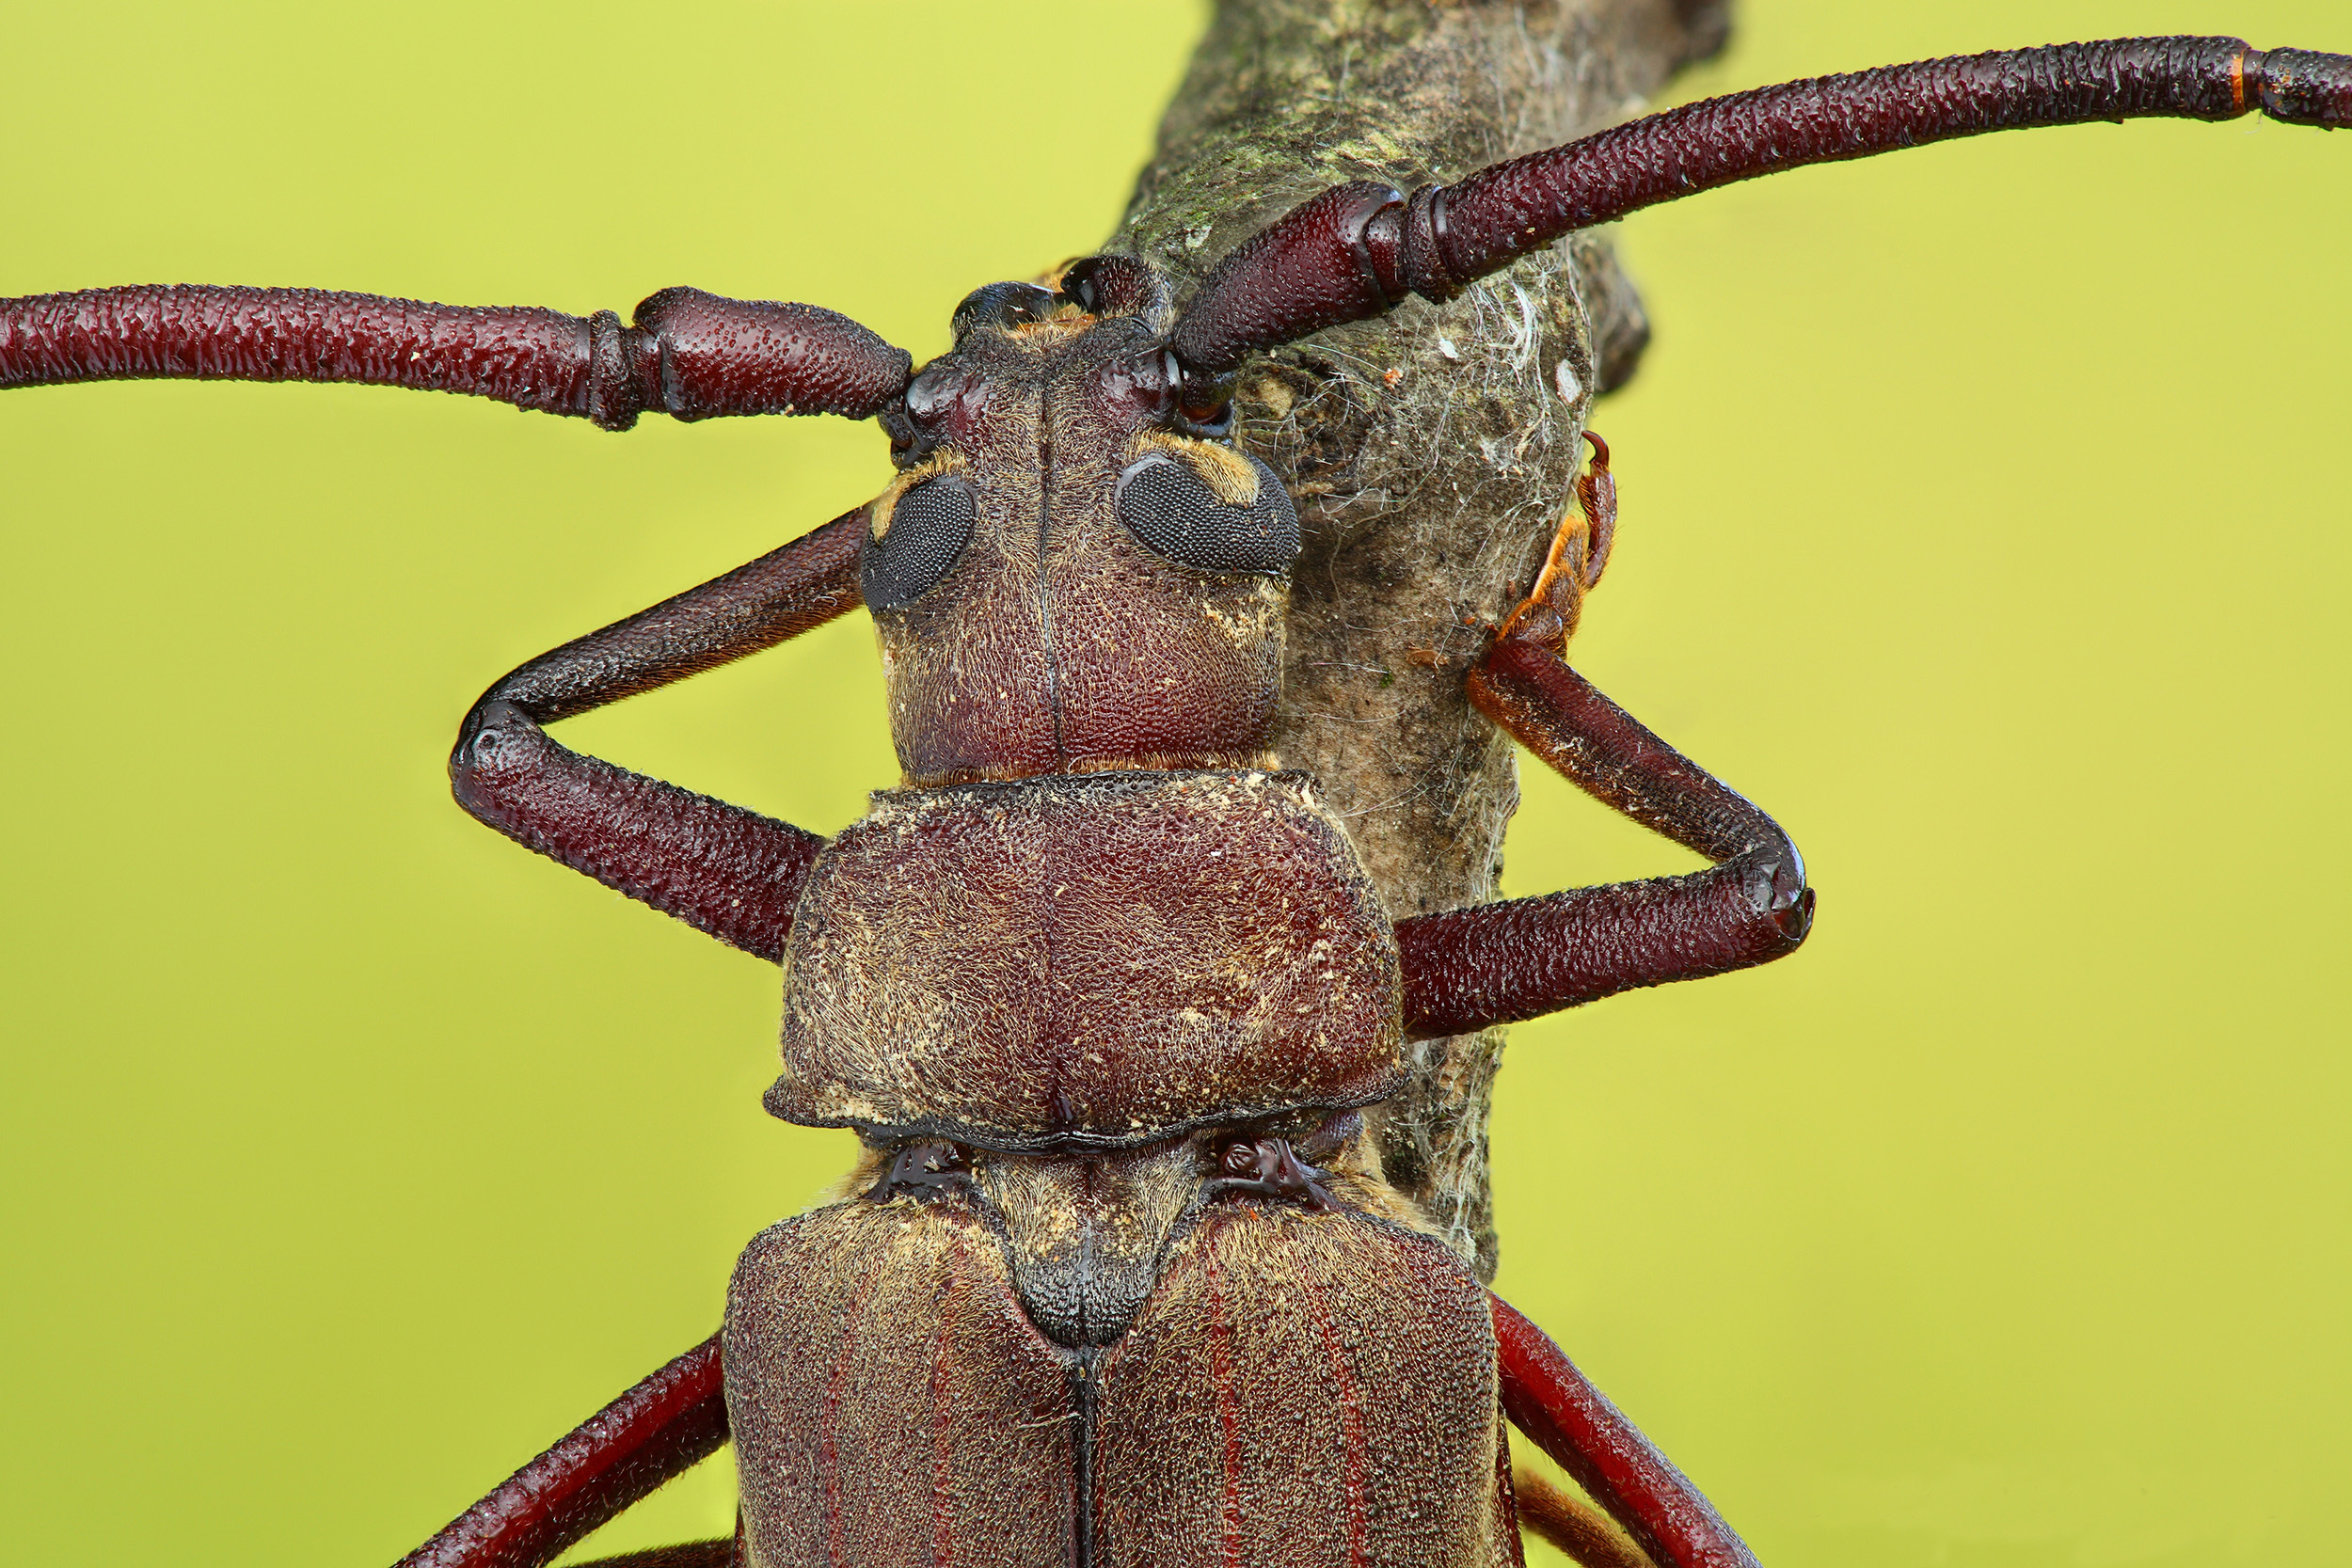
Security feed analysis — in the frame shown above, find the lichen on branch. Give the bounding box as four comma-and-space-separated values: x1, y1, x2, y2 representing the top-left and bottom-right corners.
1104, 0, 1728, 1275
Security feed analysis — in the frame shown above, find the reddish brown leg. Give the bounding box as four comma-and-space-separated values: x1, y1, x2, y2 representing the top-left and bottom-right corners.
449, 509, 866, 961
398, 1337, 729, 1568
1514, 1468, 1657, 1568
1392, 441, 1807, 1037
566, 1540, 739, 1568
1492, 1294, 1758, 1568
0, 285, 909, 429
1393, 645, 1810, 1037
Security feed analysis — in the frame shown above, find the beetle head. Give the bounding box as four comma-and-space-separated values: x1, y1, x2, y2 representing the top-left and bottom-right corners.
863, 256, 1298, 786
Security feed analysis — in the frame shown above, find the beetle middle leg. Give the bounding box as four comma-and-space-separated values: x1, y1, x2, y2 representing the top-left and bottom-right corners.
395, 1337, 734, 1568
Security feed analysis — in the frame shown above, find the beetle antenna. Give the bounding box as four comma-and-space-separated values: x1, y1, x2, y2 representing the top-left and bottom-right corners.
1168, 37, 2351, 389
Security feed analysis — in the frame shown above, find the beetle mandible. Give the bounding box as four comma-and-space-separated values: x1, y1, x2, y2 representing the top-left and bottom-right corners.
4, 3, 2352, 1568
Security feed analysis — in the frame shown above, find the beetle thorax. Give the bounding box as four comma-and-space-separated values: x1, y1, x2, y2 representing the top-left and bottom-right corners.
864, 294, 1301, 786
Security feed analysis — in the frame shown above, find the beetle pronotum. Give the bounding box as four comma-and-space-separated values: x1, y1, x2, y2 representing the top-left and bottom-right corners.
4, 2, 2347, 1564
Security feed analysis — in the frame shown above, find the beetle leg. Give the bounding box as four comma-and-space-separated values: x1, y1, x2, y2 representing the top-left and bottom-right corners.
471, 507, 866, 723
1392, 657, 1811, 1036
452, 705, 824, 961
1491, 1294, 1759, 1568
1513, 1466, 1659, 1568
1392, 475, 1810, 1036
395, 1337, 729, 1568
1383, 516, 1806, 1043
1494, 432, 1614, 651
450, 509, 866, 960
563, 1540, 739, 1568
0, 284, 910, 431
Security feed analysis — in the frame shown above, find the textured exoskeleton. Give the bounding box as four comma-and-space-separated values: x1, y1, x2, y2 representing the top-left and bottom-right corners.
6, 27, 2346, 1568
738, 269, 1526, 1562
728, 1134, 1517, 1566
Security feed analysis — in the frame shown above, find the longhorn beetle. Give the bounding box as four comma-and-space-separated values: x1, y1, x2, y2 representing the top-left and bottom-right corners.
4, 3, 2352, 1568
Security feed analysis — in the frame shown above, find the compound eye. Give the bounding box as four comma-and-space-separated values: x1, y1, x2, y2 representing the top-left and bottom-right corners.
1114, 449, 1299, 577
951, 281, 1059, 341
862, 473, 977, 610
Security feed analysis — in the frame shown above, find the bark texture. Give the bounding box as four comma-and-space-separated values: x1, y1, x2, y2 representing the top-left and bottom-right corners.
1104, 0, 1729, 1275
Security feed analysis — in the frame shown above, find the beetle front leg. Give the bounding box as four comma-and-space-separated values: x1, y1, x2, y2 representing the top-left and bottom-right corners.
449, 508, 867, 961
453, 708, 824, 964
1394, 647, 1812, 1036
1393, 441, 1810, 1037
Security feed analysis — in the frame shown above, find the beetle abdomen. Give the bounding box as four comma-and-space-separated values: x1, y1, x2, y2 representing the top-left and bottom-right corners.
766, 768, 1403, 1148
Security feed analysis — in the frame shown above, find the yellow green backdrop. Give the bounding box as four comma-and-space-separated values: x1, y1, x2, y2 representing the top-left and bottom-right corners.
4, 3, 2344, 1563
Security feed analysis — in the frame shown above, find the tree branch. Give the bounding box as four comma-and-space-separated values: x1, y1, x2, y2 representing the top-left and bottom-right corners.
1107, 0, 1728, 1275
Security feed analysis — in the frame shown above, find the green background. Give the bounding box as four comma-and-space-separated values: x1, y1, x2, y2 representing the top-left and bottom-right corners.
4, 3, 2344, 1563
